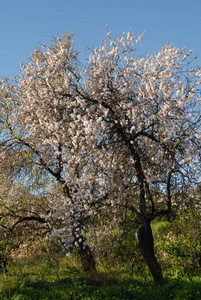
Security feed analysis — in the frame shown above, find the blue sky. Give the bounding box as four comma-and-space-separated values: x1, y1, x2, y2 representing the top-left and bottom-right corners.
0, 0, 200, 78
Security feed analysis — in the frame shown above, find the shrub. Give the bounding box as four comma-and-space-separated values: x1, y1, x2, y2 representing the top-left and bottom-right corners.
155, 209, 201, 276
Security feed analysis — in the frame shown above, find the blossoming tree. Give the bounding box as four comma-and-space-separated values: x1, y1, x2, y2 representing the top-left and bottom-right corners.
0, 34, 106, 273
0, 29, 200, 282
82, 30, 201, 281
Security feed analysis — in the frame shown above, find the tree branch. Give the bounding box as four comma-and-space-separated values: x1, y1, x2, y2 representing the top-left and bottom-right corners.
12, 216, 47, 231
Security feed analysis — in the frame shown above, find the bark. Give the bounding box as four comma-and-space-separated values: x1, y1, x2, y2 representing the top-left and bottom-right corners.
0, 255, 7, 274
130, 145, 163, 282
78, 244, 97, 274
166, 169, 172, 212
138, 219, 163, 283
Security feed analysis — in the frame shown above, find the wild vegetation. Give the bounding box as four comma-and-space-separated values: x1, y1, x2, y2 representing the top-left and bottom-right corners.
0, 207, 201, 299
0, 28, 200, 297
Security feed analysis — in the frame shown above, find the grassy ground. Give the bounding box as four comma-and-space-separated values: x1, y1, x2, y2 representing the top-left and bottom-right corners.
1, 255, 201, 300
1, 213, 200, 299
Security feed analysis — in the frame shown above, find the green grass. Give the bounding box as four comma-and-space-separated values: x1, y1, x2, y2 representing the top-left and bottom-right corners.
1, 255, 201, 300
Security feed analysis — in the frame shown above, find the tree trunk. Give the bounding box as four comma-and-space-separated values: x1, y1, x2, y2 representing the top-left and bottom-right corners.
78, 244, 97, 274
138, 219, 163, 283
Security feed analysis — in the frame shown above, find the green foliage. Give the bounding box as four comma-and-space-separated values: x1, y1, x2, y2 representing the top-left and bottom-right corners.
154, 209, 201, 276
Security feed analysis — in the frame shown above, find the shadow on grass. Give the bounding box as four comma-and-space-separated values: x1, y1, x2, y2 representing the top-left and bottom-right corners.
1, 274, 201, 300
0, 273, 201, 300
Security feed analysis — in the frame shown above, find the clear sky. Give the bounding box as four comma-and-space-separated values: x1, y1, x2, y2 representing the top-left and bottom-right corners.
0, 0, 200, 78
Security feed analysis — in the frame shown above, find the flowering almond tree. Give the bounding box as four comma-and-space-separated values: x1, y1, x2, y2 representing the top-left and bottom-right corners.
0, 34, 106, 273
82, 30, 201, 281
0, 30, 200, 282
